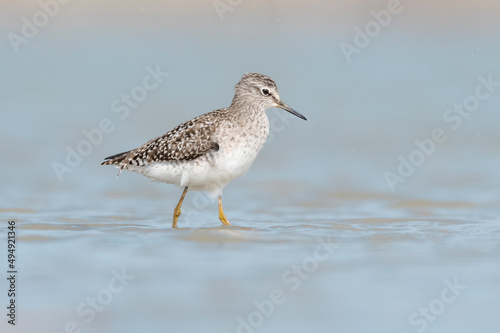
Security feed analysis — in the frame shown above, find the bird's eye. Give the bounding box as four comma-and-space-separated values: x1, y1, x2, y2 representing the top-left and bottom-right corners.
261, 88, 270, 96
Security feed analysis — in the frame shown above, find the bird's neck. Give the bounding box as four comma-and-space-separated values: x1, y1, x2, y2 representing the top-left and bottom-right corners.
229, 99, 266, 117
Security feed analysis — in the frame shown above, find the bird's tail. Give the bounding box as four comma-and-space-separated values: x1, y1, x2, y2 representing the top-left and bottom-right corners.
101, 150, 131, 166
101, 150, 133, 178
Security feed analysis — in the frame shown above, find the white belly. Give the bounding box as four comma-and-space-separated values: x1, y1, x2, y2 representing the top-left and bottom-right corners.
127, 135, 266, 197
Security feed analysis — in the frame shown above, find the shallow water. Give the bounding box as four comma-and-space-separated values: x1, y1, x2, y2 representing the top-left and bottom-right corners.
2, 1, 500, 333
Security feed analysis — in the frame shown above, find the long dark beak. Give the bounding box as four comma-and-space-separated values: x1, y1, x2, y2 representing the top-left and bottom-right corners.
275, 100, 307, 121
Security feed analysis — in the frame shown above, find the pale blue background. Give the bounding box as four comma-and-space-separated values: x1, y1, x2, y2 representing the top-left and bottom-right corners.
1, 1, 499, 333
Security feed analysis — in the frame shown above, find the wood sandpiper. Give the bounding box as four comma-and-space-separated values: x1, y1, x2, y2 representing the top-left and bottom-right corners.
101, 73, 307, 228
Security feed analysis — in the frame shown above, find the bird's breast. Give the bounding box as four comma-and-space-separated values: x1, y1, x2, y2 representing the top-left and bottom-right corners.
213, 112, 269, 177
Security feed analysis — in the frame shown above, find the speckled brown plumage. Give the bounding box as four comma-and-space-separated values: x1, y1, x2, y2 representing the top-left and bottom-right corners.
102, 109, 226, 172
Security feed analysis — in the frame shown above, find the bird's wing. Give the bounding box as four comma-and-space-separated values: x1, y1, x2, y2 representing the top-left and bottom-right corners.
103, 110, 224, 171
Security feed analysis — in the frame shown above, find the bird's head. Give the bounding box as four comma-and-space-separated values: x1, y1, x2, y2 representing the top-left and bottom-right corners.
232, 73, 307, 120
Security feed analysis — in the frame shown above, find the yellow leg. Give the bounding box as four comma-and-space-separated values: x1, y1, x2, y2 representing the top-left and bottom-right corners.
218, 195, 231, 226
172, 187, 188, 228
